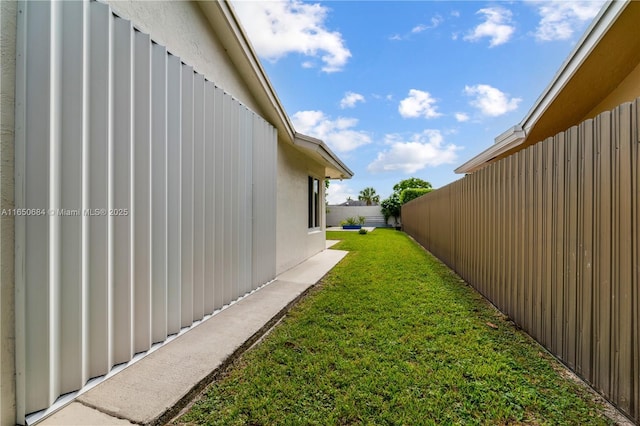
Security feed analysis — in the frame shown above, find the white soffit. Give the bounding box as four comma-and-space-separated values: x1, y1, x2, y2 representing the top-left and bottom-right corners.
294, 133, 354, 179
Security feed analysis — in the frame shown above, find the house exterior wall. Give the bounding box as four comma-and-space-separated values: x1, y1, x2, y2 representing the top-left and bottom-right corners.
10, 1, 281, 423
0, 1, 16, 425
276, 142, 326, 274
105, 0, 262, 115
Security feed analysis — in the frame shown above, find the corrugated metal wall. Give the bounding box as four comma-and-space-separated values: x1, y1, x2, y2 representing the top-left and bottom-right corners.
14, 0, 277, 420
403, 99, 640, 423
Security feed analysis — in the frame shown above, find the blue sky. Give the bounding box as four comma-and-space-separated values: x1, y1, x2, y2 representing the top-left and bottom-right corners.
231, 0, 606, 203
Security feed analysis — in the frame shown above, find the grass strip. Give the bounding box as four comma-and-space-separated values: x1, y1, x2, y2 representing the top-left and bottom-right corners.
175, 229, 611, 425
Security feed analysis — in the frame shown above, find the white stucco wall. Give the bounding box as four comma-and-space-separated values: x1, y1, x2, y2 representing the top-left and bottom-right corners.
105, 1, 262, 114
0, 1, 16, 425
326, 205, 386, 227
276, 143, 326, 274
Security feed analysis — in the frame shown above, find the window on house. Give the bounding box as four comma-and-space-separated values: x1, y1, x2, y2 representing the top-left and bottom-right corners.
308, 176, 320, 229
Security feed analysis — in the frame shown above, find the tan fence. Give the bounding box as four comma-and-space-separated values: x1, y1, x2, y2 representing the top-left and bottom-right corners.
403, 99, 640, 423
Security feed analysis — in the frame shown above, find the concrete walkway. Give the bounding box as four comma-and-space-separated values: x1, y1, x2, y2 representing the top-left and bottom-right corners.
39, 245, 348, 426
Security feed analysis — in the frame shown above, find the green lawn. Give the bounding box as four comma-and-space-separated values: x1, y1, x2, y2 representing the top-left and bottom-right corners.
175, 228, 611, 425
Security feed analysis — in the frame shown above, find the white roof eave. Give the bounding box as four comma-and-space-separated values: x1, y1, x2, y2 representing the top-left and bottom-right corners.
294, 133, 354, 179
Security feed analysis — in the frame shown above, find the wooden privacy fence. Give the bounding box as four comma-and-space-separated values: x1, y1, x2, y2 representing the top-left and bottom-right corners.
403, 99, 640, 422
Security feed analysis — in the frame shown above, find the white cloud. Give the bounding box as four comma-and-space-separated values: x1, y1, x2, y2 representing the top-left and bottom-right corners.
340, 92, 365, 109
398, 89, 442, 119
292, 110, 371, 152
455, 112, 470, 122
326, 182, 356, 205
464, 84, 521, 117
367, 130, 460, 174
231, 0, 351, 72
412, 24, 428, 34
530, 1, 605, 41
412, 15, 443, 33
464, 7, 515, 47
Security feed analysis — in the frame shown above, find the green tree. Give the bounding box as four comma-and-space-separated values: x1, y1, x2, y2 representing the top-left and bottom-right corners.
399, 188, 432, 204
380, 193, 401, 225
381, 177, 433, 226
358, 187, 380, 206
392, 177, 432, 194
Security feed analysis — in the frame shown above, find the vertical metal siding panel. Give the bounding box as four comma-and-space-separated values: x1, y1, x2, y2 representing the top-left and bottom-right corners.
20, 1, 53, 413
180, 65, 194, 327
633, 99, 640, 422
516, 154, 525, 326
243, 109, 253, 295
133, 30, 152, 354
220, 93, 233, 305
542, 138, 554, 349
520, 152, 528, 327
553, 133, 565, 357
230, 99, 240, 301
270, 126, 278, 279
497, 161, 505, 310
111, 15, 134, 365
204, 81, 216, 314
596, 111, 612, 397
247, 113, 256, 291
579, 119, 594, 382
251, 116, 261, 288
237, 105, 251, 296
213, 87, 225, 308
525, 148, 533, 333
15, 1, 27, 418
634, 99, 640, 423
59, 0, 86, 394
236, 106, 245, 294
510, 155, 518, 320
192, 74, 205, 322
533, 144, 543, 341
222, 94, 234, 304
151, 42, 168, 344
610, 107, 620, 405
166, 54, 182, 335
262, 118, 271, 286
496, 163, 502, 303
565, 127, 579, 369
88, 0, 111, 378
615, 103, 633, 414
48, 1, 63, 404
222, 93, 234, 305
480, 168, 487, 296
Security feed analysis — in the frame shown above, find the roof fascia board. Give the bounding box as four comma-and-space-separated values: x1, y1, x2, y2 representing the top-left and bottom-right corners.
454, 134, 525, 174
455, 0, 628, 174
294, 133, 354, 179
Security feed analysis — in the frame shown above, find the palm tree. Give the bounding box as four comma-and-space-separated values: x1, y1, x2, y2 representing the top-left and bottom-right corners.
358, 187, 380, 206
